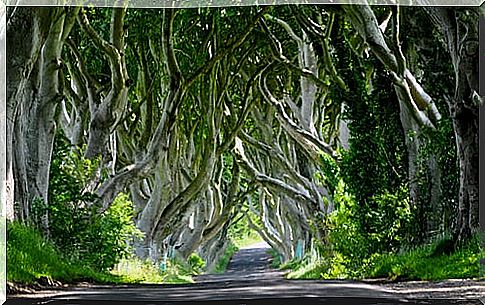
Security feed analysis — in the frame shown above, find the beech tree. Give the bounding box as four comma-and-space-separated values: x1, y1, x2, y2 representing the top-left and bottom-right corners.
423, 6, 481, 246
7, 7, 79, 234
6, 4, 480, 267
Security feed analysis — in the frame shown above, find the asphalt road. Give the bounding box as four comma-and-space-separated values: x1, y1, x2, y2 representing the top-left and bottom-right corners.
6, 243, 485, 305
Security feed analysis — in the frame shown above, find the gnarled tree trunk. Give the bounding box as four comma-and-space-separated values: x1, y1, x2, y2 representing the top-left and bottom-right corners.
424, 6, 481, 246
7, 8, 77, 234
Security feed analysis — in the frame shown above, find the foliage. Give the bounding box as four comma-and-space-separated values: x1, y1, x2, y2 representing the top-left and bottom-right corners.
214, 242, 239, 274
412, 119, 459, 242
187, 253, 206, 275
316, 153, 341, 198
324, 186, 411, 275
284, 235, 482, 281
327, 21, 411, 251
325, 181, 370, 265
281, 181, 411, 279
80, 194, 143, 271
315, 165, 412, 269
7, 222, 123, 284
44, 133, 143, 271
111, 257, 194, 284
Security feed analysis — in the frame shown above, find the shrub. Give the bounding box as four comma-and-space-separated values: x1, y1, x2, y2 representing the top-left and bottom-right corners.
187, 253, 206, 274
6, 221, 122, 284
43, 133, 143, 271
79, 194, 143, 271
214, 242, 238, 274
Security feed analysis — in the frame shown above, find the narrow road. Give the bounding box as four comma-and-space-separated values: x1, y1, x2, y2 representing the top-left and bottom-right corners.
195, 242, 283, 283
7, 243, 484, 305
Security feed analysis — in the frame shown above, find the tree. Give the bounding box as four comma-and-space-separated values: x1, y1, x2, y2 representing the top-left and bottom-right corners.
424, 6, 481, 246
7, 7, 79, 234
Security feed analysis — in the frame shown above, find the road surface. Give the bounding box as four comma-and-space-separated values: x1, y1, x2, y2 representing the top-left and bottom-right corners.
6, 242, 485, 305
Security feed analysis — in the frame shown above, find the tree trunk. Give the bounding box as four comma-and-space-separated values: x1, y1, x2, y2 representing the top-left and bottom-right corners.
6, 7, 48, 221
423, 6, 481, 246
452, 101, 479, 245
8, 8, 76, 234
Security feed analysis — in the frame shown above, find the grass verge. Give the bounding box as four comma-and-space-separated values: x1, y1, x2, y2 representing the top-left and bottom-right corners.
7, 221, 122, 284
284, 237, 483, 281
213, 242, 239, 274
7, 222, 193, 285
366, 241, 482, 281
111, 258, 193, 284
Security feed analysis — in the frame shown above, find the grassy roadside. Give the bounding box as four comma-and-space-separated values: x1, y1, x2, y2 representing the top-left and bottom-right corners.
8, 220, 267, 286
7, 222, 123, 285
279, 237, 483, 281
213, 242, 239, 274
7, 222, 192, 286
111, 258, 194, 284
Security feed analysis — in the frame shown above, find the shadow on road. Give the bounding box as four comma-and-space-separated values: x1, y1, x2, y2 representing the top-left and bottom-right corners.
195, 242, 283, 284
6, 243, 484, 305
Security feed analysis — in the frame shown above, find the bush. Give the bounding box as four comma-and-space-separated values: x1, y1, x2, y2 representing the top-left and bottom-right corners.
78, 194, 143, 271
366, 236, 482, 280
7, 222, 122, 284
44, 190, 142, 271
44, 133, 143, 271
325, 177, 411, 267
187, 253, 206, 274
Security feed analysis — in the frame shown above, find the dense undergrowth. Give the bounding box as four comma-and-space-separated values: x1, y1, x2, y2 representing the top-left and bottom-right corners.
7, 219, 263, 285
7, 222, 204, 285
278, 235, 482, 281
7, 222, 123, 284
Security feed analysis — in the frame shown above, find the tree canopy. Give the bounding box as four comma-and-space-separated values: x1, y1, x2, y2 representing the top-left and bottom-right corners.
5, 3, 482, 273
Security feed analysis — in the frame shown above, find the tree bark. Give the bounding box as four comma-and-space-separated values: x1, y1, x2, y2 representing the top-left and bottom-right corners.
6, 7, 50, 221
424, 6, 481, 245
8, 8, 77, 234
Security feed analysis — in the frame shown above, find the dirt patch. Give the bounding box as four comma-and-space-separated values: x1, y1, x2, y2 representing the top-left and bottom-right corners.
7, 277, 81, 295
